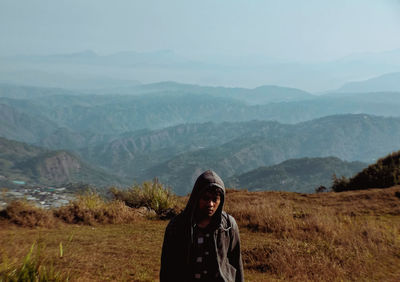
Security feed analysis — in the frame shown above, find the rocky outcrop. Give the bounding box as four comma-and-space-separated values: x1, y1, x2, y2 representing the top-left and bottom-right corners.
38, 152, 81, 183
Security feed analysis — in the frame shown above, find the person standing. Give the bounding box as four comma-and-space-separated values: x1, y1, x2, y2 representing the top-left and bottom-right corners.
160, 170, 244, 282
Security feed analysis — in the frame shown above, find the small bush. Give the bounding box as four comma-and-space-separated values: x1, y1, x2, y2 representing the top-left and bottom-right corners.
0, 200, 55, 228
54, 191, 139, 225
315, 185, 327, 193
110, 179, 178, 217
331, 174, 350, 192
0, 243, 67, 281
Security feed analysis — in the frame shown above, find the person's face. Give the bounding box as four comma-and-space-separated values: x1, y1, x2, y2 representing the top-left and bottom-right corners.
197, 191, 221, 218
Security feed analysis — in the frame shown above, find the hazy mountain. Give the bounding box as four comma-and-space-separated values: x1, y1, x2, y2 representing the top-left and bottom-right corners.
0, 137, 124, 187
336, 72, 400, 93
0, 70, 140, 90
112, 81, 315, 105
0, 90, 297, 135
226, 157, 367, 193
5, 49, 189, 67
2, 48, 400, 92
78, 121, 283, 177
0, 50, 183, 90
2, 84, 400, 142
2, 86, 400, 194
336, 49, 400, 67
323, 91, 400, 105
138, 115, 400, 194
38, 127, 117, 151
0, 93, 117, 149
0, 103, 58, 143
0, 83, 79, 98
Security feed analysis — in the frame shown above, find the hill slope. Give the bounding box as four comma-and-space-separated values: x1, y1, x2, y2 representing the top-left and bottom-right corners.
78, 121, 283, 177
139, 115, 400, 194
337, 72, 400, 93
0, 103, 58, 143
226, 157, 366, 193
124, 82, 315, 105
0, 137, 123, 187
2, 84, 400, 141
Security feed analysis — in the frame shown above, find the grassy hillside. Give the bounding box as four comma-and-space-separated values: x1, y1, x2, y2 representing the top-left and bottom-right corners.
1, 186, 400, 281
0, 137, 124, 187
227, 157, 366, 193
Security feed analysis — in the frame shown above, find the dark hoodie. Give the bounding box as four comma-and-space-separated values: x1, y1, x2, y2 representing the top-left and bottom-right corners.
160, 170, 244, 282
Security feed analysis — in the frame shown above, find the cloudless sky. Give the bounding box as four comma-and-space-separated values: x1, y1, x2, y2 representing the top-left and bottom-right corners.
1, 0, 400, 61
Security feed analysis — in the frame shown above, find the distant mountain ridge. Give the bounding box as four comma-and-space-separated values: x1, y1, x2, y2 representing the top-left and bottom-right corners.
5, 49, 187, 67
2, 83, 400, 194
2, 48, 400, 91
2, 84, 400, 142
0, 103, 58, 143
136, 114, 400, 194
124, 82, 315, 105
336, 72, 400, 93
78, 121, 282, 177
226, 157, 367, 193
2, 96, 399, 194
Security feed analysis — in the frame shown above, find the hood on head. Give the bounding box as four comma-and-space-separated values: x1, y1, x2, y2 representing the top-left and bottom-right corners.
183, 170, 226, 225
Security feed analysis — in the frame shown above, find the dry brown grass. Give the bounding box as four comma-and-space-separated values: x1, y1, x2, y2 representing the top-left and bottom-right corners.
225, 186, 400, 281
1, 187, 400, 281
0, 222, 166, 281
54, 192, 141, 225
0, 200, 56, 228
0, 193, 143, 227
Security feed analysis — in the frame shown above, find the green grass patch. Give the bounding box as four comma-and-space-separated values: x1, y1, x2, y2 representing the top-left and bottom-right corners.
0, 242, 68, 281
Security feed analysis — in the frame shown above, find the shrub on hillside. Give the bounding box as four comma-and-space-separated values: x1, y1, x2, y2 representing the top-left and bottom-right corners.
54, 191, 139, 225
332, 150, 400, 192
110, 179, 178, 218
0, 200, 55, 228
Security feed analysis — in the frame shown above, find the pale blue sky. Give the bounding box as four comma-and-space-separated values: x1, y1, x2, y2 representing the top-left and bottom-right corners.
1, 0, 400, 61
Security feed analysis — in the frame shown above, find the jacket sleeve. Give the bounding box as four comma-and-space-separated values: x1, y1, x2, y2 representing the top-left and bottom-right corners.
228, 215, 244, 282
160, 223, 176, 282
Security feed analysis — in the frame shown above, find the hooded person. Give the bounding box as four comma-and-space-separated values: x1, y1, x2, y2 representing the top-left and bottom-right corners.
160, 170, 244, 282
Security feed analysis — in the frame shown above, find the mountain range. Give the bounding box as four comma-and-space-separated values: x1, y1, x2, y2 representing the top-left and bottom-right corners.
336, 72, 400, 93
1, 80, 400, 194
2, 49, 400, 92
134, 115, 400, 194
0, 137, 123, 188
226, 157, 367, 193
1, 83, 400, 140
